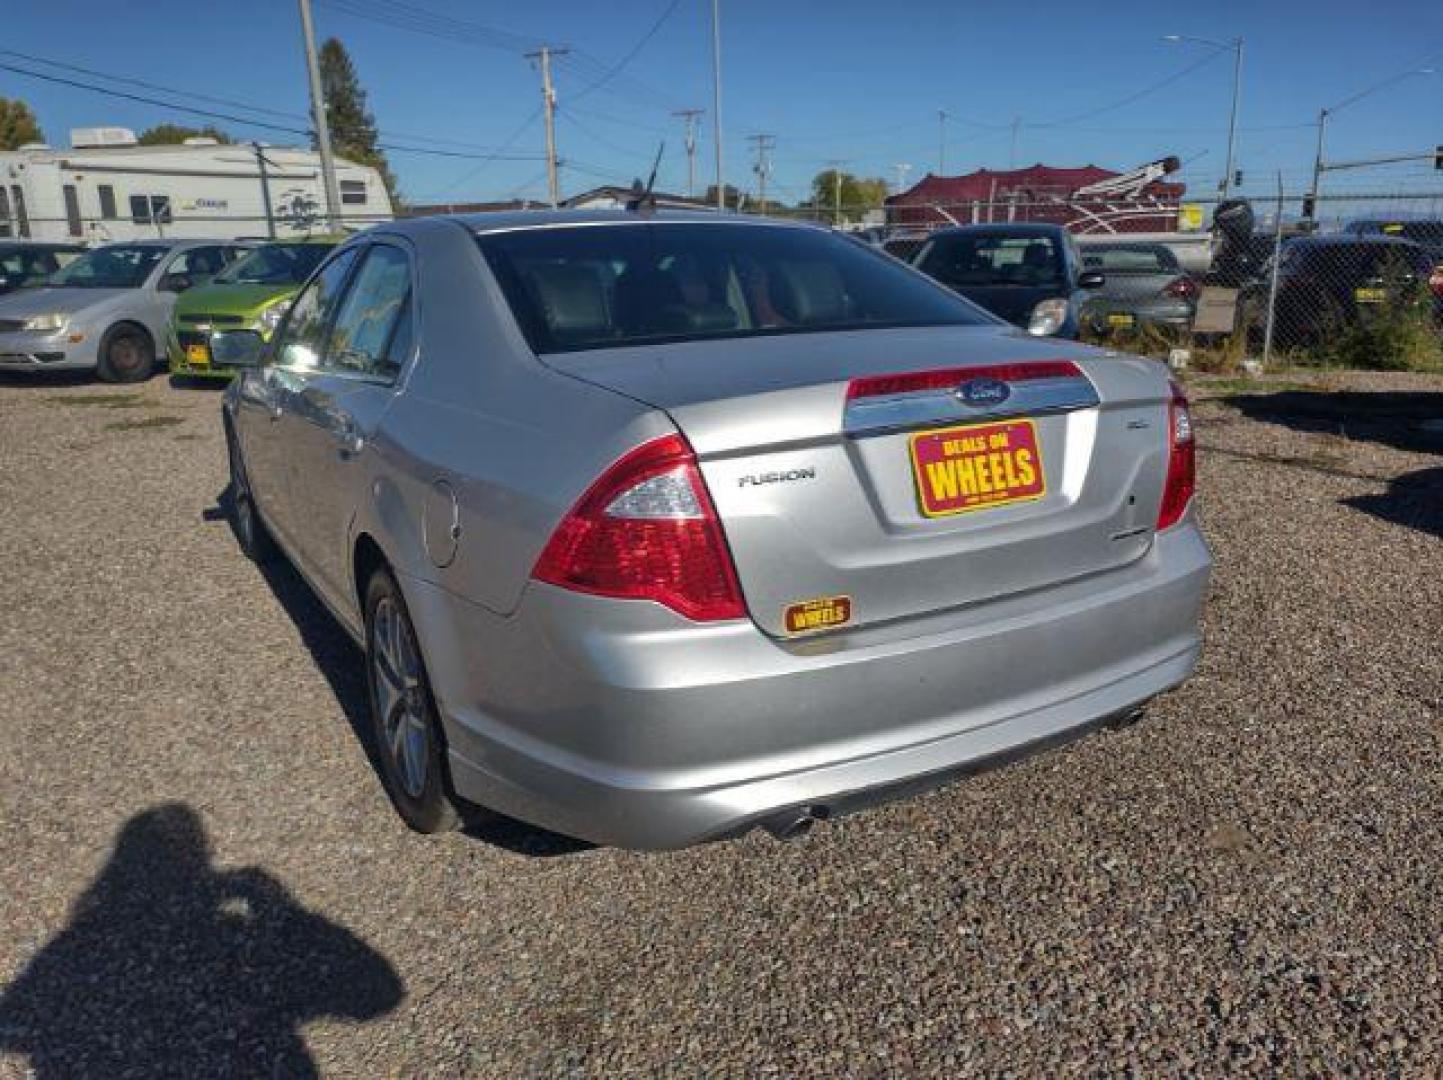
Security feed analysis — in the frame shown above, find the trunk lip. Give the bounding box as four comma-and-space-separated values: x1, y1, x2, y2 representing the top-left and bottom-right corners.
843, 373, 1100, 440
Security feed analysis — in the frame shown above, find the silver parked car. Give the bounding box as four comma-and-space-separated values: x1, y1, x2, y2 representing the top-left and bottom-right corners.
0, 240, 248, 381
222, 211, 1210, 849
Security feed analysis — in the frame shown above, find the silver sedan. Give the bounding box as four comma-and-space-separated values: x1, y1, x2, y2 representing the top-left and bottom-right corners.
222, 211, 1210, 849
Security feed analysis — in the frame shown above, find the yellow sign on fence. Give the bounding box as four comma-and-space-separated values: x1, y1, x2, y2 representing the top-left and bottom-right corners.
1177, 204, 1205, 231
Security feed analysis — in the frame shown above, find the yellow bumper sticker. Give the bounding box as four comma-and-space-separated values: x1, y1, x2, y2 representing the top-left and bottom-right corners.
784, 595, 852, 634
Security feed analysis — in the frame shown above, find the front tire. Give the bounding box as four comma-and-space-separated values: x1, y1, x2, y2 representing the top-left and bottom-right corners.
96, 325, 155, 383
364, 569, 461, 834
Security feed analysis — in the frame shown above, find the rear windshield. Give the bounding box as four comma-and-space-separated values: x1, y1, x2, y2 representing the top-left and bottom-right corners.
478, 222, 990, 354
1082, 245, 1179, 273
915, 234, 1063, 287
1301, 242, 1428, 278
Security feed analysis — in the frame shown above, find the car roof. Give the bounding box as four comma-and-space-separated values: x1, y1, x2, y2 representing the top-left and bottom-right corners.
1290, 235, 1423, 249
927, 223, 1069, 240
397, 208, 820, 236
0, 240, 86, 250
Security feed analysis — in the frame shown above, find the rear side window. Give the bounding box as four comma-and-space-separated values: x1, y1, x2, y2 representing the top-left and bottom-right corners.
479, 222, 987, 354
323, 244, 412, 380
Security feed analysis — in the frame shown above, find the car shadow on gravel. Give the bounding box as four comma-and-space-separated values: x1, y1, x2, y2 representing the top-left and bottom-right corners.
1342, 466, 1443, 540
0, 803, 402, 1077
1222, 390, 1443, 454
207, 486, 591, 858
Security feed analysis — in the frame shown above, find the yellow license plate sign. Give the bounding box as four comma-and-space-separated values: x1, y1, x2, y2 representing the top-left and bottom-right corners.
186, 342, 211, 366
910, 419, 1045, 518
1355, 287, 1386, 305
784, 595, 852, 634
1107, 313, 1136, 328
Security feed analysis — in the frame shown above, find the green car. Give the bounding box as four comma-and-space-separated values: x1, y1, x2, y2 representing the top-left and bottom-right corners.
167, 238, 340, 378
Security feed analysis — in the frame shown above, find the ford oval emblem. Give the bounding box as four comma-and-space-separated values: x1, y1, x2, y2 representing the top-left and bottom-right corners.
957, 376, 1010, 407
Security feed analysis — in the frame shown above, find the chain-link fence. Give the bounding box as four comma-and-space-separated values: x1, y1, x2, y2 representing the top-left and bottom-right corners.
756, 189, 1443, 371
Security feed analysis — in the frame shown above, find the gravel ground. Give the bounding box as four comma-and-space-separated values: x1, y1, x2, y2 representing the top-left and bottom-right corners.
1, 368, 1440, 1077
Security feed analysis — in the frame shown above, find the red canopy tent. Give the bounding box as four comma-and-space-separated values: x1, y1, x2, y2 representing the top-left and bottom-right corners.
886, 161, 1187, 234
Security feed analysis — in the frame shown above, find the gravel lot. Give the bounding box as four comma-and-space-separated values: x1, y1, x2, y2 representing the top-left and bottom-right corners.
1, 368, 1440, 1076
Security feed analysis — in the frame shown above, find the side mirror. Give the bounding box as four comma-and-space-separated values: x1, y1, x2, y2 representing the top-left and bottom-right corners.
1078, 270, 1106, 289
158, 272, 193, 293
212, 332, 265, 368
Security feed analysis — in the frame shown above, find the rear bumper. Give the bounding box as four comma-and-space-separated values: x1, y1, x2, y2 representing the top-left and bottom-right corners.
408, 520, 1211, 849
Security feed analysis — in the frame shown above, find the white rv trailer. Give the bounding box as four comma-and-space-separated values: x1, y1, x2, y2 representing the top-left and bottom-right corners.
0, 127, 393, 243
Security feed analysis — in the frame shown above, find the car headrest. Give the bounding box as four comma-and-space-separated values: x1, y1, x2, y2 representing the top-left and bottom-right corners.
525, 263, 608, 341
771, 260, 848, 324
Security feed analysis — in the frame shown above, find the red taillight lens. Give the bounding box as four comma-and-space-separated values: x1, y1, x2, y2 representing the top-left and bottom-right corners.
846, 360, 1083, 401
532, 434, 746, 622
1429, 266, 1443, 299
1162, 276, 1199, 301
1156, 381, 1196, 531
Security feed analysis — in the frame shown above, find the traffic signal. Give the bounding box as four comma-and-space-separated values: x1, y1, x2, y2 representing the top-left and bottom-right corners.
1302, 194, 1317, 218
1435, 145, 1443, 170
1234, 170, 1244, 187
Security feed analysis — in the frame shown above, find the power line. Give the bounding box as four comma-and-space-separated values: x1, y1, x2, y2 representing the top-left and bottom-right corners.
569, 0, 684, 104
0, 49, 548, 159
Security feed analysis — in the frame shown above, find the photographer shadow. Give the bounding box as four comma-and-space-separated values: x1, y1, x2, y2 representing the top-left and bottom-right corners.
0, 804, 403, 1078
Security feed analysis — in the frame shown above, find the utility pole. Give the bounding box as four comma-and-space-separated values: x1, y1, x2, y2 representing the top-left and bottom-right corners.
1222, 37, 1243, 197
526, 45, 569, 208
937, 109, 948, 175
748, 134, 774, 214
1009, 116, 1021, 169
893, 162, 912, 194
297, 0, 342, 231
1309, 107, 1329, 222
252, 142, 277, 239
673, 109, 704, 197
711, 0, 724, 210
1163, 36, 1245, 199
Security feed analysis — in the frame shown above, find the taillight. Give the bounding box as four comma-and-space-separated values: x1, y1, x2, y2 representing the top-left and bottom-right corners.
1162, 276, 1199, 301
1429, 265, 1443, 299
532, 434, 746, 622
846, 360, 1083, 401
1156, 381, 1196, 531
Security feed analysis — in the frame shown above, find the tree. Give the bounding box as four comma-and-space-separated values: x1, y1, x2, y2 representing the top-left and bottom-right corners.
703, 183, 743, 210
137, 124, 233, 146
809, 170, 889, 224
318, 38, 400, 207
0, 98, 44, 150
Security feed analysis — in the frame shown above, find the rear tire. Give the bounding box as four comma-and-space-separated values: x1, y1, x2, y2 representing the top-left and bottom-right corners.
96, 325, 155, 383
364, 568, 461, 834
226, 422, 278, 565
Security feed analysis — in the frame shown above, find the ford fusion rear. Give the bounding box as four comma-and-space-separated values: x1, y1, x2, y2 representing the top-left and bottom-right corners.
224, 212, 1210, 849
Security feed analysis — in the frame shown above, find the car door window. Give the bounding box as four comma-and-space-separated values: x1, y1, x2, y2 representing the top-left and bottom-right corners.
322, 244, 412, 380
272, 248, 362, 371
165, 246, 231, 287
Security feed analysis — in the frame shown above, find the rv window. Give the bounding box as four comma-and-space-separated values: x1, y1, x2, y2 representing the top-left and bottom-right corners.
340, 180, 367, 206
63, 186, 82, 238
98, 185, 117, 220
129, 195, 173, 226
10, 186, 29, 238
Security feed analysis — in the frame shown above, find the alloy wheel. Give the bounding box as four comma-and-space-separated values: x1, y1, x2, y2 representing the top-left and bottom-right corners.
370, 596, 431, 799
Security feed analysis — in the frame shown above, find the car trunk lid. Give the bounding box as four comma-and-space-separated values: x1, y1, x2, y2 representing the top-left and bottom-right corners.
543, 326, 1175, 637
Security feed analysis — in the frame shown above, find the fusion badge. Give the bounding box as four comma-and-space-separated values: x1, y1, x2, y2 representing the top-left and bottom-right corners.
783, 595, 853, 634
909, 418, 1045, 518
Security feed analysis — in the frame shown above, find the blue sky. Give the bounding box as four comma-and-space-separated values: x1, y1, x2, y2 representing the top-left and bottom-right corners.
4, 0, 1442, 205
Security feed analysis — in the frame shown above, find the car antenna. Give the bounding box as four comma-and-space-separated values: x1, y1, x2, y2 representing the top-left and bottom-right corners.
626, 142, 666, 215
